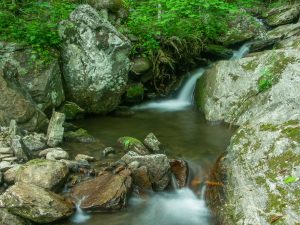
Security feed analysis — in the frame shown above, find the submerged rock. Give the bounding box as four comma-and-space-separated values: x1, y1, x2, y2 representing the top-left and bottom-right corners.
15, 159, 69, 191
0, 182, 74, 223
117, 137, 149, 155
121, 152, 171, 191
59, 5, 131, 114
71, 170, 132, 211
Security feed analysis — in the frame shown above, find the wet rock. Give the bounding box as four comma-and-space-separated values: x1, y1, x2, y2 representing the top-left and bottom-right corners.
211, 122, 300, 225
112, 106, 135, 117
58, 101, 85, 120
131, 57, 151, 75
263, 4, 300, 27
3, 165, 21, 185
22, 133, 47, 152
195, 49, 300, 125
15, 159, 69, 191
59, 5, 131, 114
121, 152, 171, 191
102, 147, 116, 157
0, 42, 65, 113
0, 208, 32, 225
131, 166, 152, 190
0, 182, 74, 223
203, 44, 234, 60
0, 69, 48, 132
47, 112, 65, 147
64, 128, 95, 143
71, 171, 132, 211
75, 154, 95, 162
118, 137, 149, 155
0, 171, 3, 185
60, 159, 90, 173
169, 159, 188, 188
144, 133, 163, 153
46, 149, 69, 161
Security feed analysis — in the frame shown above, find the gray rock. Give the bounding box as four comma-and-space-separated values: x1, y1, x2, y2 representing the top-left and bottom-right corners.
210, 123, 300, 225
0, 69, 48, 132
11, 135, 28, 162
121, 152, 171, 191
195, 49, 300, 125
39, 147, 65, 157
46, 149, 69, 161
75, 154, 95, 162
263, 4, 300, 27
47, 112, 65, 147
102, 147, 115, 157
144, 133, 162, 153
59, 5, 131, 114
64, 128, 95, 143
0, 161, 13, 172
117, 137, 150, 155
0, 171, 2, 185
0, 42, 65, 112
0, 147, 12, 154
3, 164, 21, 185
0, 208, 32, 225
15, 159, 69, 191
22, 132, 47, 152
59, 159, 90, 172
0, 182, 74, 223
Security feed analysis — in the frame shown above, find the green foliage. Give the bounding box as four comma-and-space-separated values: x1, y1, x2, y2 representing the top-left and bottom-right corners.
0, 0, 75, 61
258, 68, 274, 92
284, 176, 298, 184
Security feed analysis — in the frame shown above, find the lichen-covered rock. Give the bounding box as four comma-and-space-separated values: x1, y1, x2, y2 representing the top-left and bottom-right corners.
15, 159, 69, 191
59, 5, 131, 114
121, 151, 171, 191
209, 122, 300, 225
144, 133, 163, 153
22, 133, 47, 152
263, 4, 300, 27
0, 42, 65, 113
75, 154, 95, 162
0, 69, 48, 132
46, 149, 69, 161
117, 137, 149, 155
0, 182, 74, 223
195, 49, 300, 125
71, 170, 132, 211
47, 112, 65, 147
0, 208, 32, 225
3, 165, 21, 185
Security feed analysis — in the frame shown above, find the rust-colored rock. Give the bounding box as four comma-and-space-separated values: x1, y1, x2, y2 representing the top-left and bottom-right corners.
169, 159, 188, 188
71, 171, 132, 211
132, 166, 152, 190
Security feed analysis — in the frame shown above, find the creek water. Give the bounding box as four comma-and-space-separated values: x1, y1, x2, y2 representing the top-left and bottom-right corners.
66, 44, 250, 225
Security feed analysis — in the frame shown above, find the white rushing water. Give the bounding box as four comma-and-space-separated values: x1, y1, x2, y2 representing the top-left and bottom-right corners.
134, 43, 250, 111
134, 188, 211, 225
71, 199, 91, 224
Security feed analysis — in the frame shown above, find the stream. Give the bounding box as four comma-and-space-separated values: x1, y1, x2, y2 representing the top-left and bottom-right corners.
66, 44, 250, 225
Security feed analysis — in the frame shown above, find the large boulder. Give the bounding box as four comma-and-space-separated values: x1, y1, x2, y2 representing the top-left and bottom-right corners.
121, 152, 171, 191
0, 69, 48, 132
0, 182, 74, 223
0, 42, 65, 113
262, 4, 300, 27
208, 122, 300, 225
71, 170, 132, 211
195, 49, 300, 125
15, 159, 69, 191
59, 5, 131, 114
0, 208, 31, 225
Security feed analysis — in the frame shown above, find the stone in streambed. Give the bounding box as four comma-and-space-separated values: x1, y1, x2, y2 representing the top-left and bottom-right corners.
58, 101, 85, 120
169, 159, 188, 188
47, 112, 65, 147
144, 132, 163, 153
3, 165, 21, 185
15, 159, 69, 191
75, 154, 95, 162
117, 137, 149, 155
71, 170, 132, 211
0, 208, 32, 225
0, 182, 74, 224
64, 128, 95, 143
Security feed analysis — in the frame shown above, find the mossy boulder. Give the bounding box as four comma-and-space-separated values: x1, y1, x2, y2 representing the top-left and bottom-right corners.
0, 208, 32, 225
124, 83, 144, 105
131, 57, 152, 75
117, 136, 149, 155
207, 122, 300, 225
64, 128, 95, 143
58, 101, 85, 120
195, 49, 300, 125
203, 44, 234, 60
0, 182, 74, 223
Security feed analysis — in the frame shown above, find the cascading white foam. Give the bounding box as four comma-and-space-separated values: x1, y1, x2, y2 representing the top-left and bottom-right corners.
133, 188, 211, 225
71, 199, 91, 224
133, 43, 250, 111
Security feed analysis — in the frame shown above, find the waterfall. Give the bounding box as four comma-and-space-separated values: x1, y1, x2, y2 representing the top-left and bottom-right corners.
70, 199, 91, 224
133, 43, 250, 111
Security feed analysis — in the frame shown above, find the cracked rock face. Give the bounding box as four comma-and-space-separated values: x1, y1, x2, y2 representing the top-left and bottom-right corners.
59, 5, 131, 114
